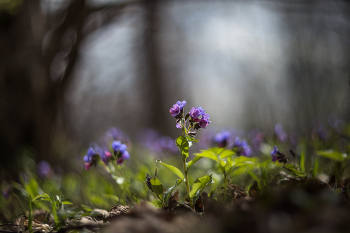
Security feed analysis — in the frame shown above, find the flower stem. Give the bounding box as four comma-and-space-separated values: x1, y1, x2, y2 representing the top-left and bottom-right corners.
224, 173, 227, 201
183, 160, 194, 210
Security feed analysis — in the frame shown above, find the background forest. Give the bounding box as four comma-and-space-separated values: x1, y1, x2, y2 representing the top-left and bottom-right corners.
0, 0, 349, 182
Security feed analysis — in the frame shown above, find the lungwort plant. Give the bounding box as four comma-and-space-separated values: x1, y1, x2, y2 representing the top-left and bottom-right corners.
145, 101, 213, 210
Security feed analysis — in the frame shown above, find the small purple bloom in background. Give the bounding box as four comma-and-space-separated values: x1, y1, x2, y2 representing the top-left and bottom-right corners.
233, 137, 252, 157
112, 141, 121, 151
176, 123, 182, 128
270, 146, 287, 163
328, 114, 345, 133
312, 125, 328, 141
93, 146, 112, 165
122, 151, 130, 159
83, 147, 95, 170
1, 185, 11, 199
270, 146, 279, 162
169, 100, 186, 116
37, 161, 52, 178
111, 140, 130, 165
274, 124, 288, 142
214, 131, 231, 148
137, 129, 178, 155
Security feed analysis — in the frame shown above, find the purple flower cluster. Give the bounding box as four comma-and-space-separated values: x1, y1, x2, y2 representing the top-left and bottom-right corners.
214, 131, 231, 148
169, 100, 211, 134
233, 137, 252, 157
190, 107, 211, 129
83, 136, 130, 170
111, 141, 130, 165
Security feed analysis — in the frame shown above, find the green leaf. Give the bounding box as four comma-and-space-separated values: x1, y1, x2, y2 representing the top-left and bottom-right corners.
186, 136, 199, 143
32, 193, 51, 202
150, 177, 164, 197
176, 135, 189, 161
25, 178, 39, 198
316, 150, 345, 162
209, 147, 226, 156
194, 150, 219, 163
229, 166, 249, 177
189, 175, 213, 199
300, 148, 306, 173
163, 179, 181, 205
225, 157, 234, 173
156, 160, 184, 180
219, 150, 235, 160
186, 156, 203, 170
283, 164, 307, 178
219, 160, 226, 173
234, 156, 257, 164
61, 201, 73, 205
11, 182, 29, 198
248, 171, 260, 183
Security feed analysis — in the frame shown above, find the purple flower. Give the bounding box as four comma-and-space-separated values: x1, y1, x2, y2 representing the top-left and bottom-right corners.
122, 151, 130, 159
176, 123, 182, 129
111, 140, 130, 164
37, 161, 51, 178
190, 107, 205, 122
199, 113, 211, 128
274, 124, 288, 142
112, 141, 122, 151
169, 100, 186, 116
177, 100, 186, 109
270, 146, 279, 162
270, 146, 287, 163
233, 137, 252, 157
84, 147, 94, 163
83, 147, 95, 170
1, 186, 11, 199
214, 131, 231, 148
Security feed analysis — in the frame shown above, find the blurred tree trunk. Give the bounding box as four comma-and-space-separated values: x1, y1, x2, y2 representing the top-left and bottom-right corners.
0, 0, 134, 176
142, 0, 170, 134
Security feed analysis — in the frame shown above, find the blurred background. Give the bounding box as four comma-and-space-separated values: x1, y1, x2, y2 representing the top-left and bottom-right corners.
0, 0, 350, 176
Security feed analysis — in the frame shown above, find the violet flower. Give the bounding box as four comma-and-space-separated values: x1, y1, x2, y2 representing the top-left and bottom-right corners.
270, 146, 287, 163
270, 146, 279, 162
37, 161, 52, 178
169, 100, 186, 116
233, 137, 252, 157
111, 140, 130, 165
189, 107, 205, 122
214, 131, 231, 148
